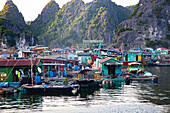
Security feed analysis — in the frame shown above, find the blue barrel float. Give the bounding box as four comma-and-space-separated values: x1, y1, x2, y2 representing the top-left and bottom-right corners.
35, 76, 41, 84
74, 65, 78, 71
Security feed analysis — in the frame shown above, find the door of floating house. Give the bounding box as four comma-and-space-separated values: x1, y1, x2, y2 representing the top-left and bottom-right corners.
108, 66, 115, 75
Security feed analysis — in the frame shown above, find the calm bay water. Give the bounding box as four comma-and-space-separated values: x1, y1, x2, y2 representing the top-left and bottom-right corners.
0, 66, 170, 113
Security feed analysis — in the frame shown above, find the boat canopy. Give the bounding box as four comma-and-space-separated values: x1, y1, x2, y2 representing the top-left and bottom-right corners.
128, 62, 141, 65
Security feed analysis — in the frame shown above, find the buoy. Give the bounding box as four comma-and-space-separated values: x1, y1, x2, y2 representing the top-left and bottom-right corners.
125, 75, 131, 85
125, 75, 130, 79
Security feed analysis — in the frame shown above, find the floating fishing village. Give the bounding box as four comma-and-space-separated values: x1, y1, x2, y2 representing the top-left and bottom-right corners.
0, 40, 169, 95
0, 0, 170, 112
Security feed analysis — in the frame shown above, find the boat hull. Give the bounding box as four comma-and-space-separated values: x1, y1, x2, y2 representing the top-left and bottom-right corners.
102, 77, 125, 89
23, 85, 74, 95
77, 80, 100, 88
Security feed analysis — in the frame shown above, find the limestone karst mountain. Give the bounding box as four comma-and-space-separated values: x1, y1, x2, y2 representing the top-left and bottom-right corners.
30, 0, 131, 48
113, 0, 170, 49
0, 0, 36, 49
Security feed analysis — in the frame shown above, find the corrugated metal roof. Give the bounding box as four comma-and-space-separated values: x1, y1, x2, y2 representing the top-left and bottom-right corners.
100, 57, 112, 63
0, 59, 41, 67
38, 58, 66, 62
0, 51, 15, 55
77, 53, 91, 56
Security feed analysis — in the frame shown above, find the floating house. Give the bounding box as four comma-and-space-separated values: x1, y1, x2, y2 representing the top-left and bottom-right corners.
28, 45, 48, 55
0, 51, 15, 59
0, 59, 43, 82
77, 53, 92, 64
40, 50, 52, 56
39, 58, 67, 77
123, 50, 142, 62
76, 48, 92, 55
18, 49, 33, 58
100, 57, 122, 76
67, 53, 75, 60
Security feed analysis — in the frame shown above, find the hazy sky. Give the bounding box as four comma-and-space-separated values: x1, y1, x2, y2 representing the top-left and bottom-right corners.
0, 0, 139, 21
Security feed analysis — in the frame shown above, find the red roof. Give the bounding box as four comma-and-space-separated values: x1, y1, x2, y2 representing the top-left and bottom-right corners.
0, 59, 41, 67
38, 58, 66, 63
100, 57, 112, 63
0, 51, 15, 55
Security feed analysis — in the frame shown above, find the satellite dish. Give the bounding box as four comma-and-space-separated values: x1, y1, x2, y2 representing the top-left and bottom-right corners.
38, 67, 42, 73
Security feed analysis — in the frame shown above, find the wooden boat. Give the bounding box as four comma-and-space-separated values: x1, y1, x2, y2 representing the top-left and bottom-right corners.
22, 84, 74, 94
123, 73, 158, 83
77, 69, 101, 88
76, 79, 99, 88
102, 77, 125, 89
127, 62, 145, 74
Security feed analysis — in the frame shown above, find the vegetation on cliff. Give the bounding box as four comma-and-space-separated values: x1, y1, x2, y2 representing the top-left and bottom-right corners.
0, 1, 36, 48
31, 0, 131, 48
113, 0, 170, 49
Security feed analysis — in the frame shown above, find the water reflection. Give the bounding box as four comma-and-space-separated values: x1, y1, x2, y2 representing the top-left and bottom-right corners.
146, 66, 170, 90
0, 66, 169, 113
0, 93, 43, 110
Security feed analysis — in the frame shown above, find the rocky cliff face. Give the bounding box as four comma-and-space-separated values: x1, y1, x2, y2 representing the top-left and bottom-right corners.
0, 0, 36, 49
0, 0, 26, 27
0, 18, 35, 49
31, 0, 130, 48
31, 0, 60, 36
113, 0, 170, 49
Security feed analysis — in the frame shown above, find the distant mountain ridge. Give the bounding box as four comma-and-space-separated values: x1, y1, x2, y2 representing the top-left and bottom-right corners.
30, 0, 131, 48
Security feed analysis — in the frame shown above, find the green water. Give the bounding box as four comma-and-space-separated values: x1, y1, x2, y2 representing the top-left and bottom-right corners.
0, 66, 170, 113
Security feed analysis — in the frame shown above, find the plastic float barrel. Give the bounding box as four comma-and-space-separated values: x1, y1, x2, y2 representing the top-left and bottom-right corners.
35, 76, 41, 84
74, 65, 78, 71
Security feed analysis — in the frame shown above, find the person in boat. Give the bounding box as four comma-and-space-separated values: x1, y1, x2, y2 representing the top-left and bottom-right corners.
60, 66, 64, 77
41, 83, 47, 87
137, 67, 142, 75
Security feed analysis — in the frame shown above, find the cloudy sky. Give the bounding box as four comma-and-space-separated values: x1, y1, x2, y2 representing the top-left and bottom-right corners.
0, 0, 139, 21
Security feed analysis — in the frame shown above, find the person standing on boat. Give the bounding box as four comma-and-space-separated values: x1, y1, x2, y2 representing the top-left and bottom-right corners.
41, 83, 47, 87
137, 67, 141, 76
18, 71, 22, 82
